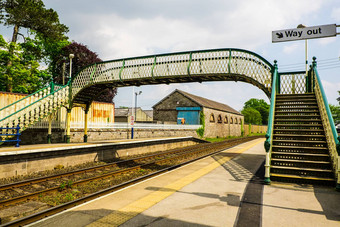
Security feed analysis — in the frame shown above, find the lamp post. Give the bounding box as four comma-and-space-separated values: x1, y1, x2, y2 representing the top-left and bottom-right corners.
135, 91, 142, 122
65, 53, 74, 143
69, 54, 75, 79
297, 24, 308, 77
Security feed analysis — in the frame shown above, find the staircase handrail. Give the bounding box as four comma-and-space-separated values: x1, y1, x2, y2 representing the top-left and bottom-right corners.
0, 83, 69, 124
264, 60, 278, 184
0, 83, 54, 114
312, 57, 340, 190
312, 57, 340, 154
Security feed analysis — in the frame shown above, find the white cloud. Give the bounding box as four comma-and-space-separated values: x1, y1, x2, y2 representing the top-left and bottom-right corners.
331, 7, 340, 20
283, 43, 301, 54
321, 80, 340, 105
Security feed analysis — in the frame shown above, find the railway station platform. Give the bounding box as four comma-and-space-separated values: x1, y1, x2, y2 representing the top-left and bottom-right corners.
27, 138, 340, 227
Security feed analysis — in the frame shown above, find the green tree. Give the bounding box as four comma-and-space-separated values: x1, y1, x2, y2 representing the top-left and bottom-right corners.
52, 42, 117, 103
243, 98, 269, 125
0, 0, 68, 43
0, 35, 50, 93
0, 0, 68, 92
241, 107, 262, 125
330, 104, 340, 124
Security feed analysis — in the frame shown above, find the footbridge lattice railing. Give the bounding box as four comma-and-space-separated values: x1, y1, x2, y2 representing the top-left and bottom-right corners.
0, 48, 275, 141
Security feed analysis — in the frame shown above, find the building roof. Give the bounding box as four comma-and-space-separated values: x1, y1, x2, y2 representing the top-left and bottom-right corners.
114, 108, 131, 117
144, 110, 153, 118
115, 108, 153, 118
153, 89, 242, 116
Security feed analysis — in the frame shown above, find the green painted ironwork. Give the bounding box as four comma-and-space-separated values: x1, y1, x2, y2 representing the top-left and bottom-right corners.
2, 48, 316, 145
151, 56, 157, 79
312, 58, 340, 153
264, 60, 278, 184
187, 52, 193, 76
119, 60, 125, 82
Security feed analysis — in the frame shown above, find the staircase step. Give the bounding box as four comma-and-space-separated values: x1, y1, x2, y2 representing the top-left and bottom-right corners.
271, 158, 332, 169
273, 135, 326, 142
274, 123, 323, 127
270, 165, 334, 178
273, 139, 327, 144
275, 114, 320, 119
272, 145, 328, 154
276, 106, 318, 110
270, 173, 335, 185
271, 153, 330, 162
271, 165, 332, 172
273, 128, 324, 133
276, 94, 315, 98
275, 110, 320, 114
274, 119, 322, 122
276, 98, 316, 102
273, 134, 325, 138
276, 103, 317, 107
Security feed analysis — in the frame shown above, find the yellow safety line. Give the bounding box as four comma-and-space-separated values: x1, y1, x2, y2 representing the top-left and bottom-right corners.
86, 139, 264, 227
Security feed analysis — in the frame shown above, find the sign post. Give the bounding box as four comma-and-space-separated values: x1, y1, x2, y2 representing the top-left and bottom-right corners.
130, 115, 134, 139
272, 24, 338, 78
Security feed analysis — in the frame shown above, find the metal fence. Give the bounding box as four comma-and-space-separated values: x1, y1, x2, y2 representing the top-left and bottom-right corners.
28, 121, 200, 130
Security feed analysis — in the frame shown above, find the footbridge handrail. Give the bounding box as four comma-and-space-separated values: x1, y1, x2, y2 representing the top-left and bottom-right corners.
312, 57, 340, 189
264, 60, 278, 184
0, 84, 53, 121
0, 84, 69, 131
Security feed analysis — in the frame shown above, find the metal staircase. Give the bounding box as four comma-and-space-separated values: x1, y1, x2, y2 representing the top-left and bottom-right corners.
265, 58, 340, 189
270, 93, 335, 185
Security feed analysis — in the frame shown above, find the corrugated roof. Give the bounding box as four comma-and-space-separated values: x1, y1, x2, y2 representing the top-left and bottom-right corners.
176, 90, 242, 115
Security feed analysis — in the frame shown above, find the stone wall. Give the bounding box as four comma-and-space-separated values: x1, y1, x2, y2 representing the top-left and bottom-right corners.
203, 107, 244, 138
153, 92, 197, 123
243, 124, 267, 136
18, 128, 198, 144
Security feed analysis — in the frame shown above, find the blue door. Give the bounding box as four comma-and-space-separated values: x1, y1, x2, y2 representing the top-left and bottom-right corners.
176, 107, 201, 125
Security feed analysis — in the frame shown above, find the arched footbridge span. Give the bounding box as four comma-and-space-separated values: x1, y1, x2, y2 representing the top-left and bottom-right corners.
0, 49, 339, 188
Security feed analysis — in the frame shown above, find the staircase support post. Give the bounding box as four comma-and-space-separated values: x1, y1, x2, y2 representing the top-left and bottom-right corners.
65, 108, 71, 143
336, 157, 340, 191
47, 114, 52, 144
264, 138, 271, 185
84, 106, 89, 143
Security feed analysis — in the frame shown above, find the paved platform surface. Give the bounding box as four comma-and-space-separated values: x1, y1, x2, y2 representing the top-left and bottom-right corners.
28, 138, 340, 227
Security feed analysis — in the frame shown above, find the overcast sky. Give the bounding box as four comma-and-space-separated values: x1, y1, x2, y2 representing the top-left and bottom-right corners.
1, 0, 340, 111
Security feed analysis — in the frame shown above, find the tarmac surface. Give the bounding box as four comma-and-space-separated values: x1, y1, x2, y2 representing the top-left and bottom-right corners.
25, 138, 340, 227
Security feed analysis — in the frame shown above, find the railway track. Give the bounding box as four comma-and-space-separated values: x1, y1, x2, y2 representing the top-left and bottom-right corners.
0, 136, 263, 226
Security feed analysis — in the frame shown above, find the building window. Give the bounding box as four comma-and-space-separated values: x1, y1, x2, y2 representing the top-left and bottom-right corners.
217, 114, 222, 123
210, 114, 215, 122
224, 116, 228, 124
235, 118, 238, 124
239, 118, 242, 124
230, 117, 233, 124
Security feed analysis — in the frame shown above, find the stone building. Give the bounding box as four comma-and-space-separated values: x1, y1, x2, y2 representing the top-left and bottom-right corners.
115, 107, 153, 123
153, 89, 243, 138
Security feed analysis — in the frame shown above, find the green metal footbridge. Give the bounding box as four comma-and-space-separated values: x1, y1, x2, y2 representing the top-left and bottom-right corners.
0, 48, 339, 188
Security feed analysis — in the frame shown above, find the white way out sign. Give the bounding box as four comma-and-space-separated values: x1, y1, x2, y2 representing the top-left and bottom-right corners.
272, 24, 337, 43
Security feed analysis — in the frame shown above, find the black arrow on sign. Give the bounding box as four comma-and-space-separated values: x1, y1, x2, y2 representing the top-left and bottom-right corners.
276, 32, 283, 39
